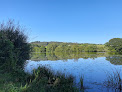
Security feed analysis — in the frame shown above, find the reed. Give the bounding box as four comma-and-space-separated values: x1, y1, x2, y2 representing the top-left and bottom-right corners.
104, 70, 122, 91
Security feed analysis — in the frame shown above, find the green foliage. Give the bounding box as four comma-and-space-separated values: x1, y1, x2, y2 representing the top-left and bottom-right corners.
31, 41, 62, 46
97, 47, 105, 52
0, 20, 30, 70
0, 66, 80, 92
32, 42, 107, 53
31, 38, 122, 53
40, 46, 46, 52
55, 43, 71, 52
26, 67, 80, 92
0, 33, 15, 71
4, 83, 21, 92
32, 46, 46, 52
32, 47, 40, 52
46, 43, 58, 52
105, 38, 122, 52
70, 44, 79, 52
78, 46, 85, 52
84, 45, 97, 52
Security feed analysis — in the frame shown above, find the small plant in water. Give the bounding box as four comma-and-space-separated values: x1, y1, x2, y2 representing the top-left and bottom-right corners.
104, 70, 122, 91
80, 77, 84, 90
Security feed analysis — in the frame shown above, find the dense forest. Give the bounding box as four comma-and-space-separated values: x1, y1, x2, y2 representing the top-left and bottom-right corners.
31, 38, 122, 53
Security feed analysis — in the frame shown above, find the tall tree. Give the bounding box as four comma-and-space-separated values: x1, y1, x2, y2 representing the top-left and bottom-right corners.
105, 38, 122, 52
46, 43, 58, 52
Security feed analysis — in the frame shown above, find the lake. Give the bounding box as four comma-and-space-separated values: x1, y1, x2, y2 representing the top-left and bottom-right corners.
24, 52, 122, 92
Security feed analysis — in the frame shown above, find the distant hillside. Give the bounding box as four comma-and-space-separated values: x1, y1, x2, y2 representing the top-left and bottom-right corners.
30, 41, 103, 46
30, 41, 106, 52
30, 41, 82, 46
31, 41, 62, 46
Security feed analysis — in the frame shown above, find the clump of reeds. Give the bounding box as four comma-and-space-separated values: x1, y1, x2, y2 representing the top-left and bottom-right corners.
80, 77, 84, 90
104, 70, 122, 91
25, 66, 80, 92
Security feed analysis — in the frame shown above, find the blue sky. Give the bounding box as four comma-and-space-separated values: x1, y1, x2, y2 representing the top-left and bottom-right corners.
0, 0, 122, 44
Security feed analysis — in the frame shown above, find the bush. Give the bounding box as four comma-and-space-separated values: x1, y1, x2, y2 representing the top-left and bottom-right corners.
0, 36, 15, 71
0, 20, 30, 70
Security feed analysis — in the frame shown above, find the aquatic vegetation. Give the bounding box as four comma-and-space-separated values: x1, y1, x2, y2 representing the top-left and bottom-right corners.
0, 66, 82, 92
26, 67, 80, 92
80, 77, 84, 90
104, 70, 122, 91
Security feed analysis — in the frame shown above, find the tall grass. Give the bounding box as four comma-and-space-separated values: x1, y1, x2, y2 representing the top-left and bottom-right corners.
104, 70, 122, 91
80, 77, 84, 90
0, 66, 82, 92
25, 67, 80, 92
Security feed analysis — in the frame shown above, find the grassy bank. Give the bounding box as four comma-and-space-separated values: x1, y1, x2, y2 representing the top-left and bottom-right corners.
0, 67, 80, 92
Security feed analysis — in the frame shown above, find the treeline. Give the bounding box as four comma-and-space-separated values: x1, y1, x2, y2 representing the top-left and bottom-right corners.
31, 42, 107, 53
31, 38, 122, 53
31, 41, 81, 46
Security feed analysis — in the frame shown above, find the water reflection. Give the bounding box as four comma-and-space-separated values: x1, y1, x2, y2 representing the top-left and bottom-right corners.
30, 52, 122, 65
106, 55, 122, 65
25, 52, 122, 92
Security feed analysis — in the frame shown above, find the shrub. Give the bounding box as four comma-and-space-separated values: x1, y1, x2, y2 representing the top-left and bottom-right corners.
0, 20, 30, 70
0, 35, 15, 71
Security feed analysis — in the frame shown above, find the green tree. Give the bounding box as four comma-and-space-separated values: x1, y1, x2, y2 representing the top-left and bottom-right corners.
78, 46, 84, 52
105, 38, 122, 52
40, 46, 46, 52
32, 47, 40, 52
55, 43, 70, 52
97, 47, 105, 52
84, 45, 97, 52
46, 43, 58, 52
70, 44, 79, 52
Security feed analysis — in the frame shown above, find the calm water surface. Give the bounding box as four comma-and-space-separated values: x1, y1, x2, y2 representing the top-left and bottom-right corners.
24, 52, 122, 92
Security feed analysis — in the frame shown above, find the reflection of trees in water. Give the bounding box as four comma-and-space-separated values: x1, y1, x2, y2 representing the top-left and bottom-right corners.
31, 52, 112, 61
55, 52, 98, 60
30, 52, 122, 65
106, 56, 122, 65
46, 53, 59, 61
30, 52, 58, 61
30, 53, 47, 61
